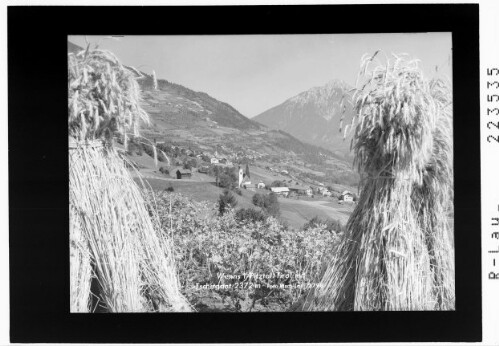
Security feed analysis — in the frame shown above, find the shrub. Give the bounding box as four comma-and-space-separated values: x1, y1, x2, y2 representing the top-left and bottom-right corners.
264, 193, 280, 217
157, 152, 166, 162
252, 193, 266, 208
218, 173, 235, 189
141, 142, 155, 158
165, 186, 174, 192
159, 167, 170, 176
252, 193, 280, 217
303, 216, 344, 235
218, 189, 237, 215
235, 208, 267, 223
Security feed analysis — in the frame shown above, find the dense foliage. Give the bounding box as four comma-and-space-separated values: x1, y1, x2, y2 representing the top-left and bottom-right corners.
218, 190, 238, 215
235, 208, 267, 223
149, 191, 342, 312
252, 193, 280, 217
303, 216, 345, 234
208, 166, 239, 190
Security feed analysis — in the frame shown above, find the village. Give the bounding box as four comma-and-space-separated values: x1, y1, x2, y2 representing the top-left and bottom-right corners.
124, 139, 358, 229
135, 142, 357, 204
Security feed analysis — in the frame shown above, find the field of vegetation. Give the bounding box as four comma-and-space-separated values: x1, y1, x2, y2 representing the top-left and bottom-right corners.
147, 190, 344, 311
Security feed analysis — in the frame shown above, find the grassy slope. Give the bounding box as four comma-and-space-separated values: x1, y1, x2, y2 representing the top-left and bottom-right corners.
138, 176, 353, 229
130, 152, 354, 228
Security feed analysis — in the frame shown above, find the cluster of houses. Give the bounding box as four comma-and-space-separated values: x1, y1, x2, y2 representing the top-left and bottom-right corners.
317, 185, 332, 197
240, 180, 266, 191
208, 151, 233, 166
270, 186, 313, 198
269, 185, 355, 203
210, 157, 233, 166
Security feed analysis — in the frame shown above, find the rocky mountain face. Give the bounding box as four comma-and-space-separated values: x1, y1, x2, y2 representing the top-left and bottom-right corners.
253, 80, 355, 159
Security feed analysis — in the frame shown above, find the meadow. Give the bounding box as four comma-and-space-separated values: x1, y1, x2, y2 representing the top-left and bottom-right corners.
139, 175, 354, 229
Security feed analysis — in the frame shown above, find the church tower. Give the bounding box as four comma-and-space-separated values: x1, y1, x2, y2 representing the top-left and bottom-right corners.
238, 166, 244, 188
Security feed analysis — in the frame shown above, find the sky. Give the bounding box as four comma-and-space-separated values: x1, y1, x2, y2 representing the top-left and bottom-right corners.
69, 33, 452, 118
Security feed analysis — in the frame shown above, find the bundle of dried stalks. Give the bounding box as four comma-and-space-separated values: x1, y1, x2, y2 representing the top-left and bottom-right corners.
70, 144, 146, 311
412, 77, 455, 310
301, 52, 454, 311
68, 47, 149, 146
69, 204, 92, 312
69, 46, 191, 312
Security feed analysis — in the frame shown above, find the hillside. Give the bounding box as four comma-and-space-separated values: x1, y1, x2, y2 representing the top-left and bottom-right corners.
68, 41, 83, 54
134, 71, 354, 173
253, 80, 356, 159
68, 40, 359, 191
139, 75, 262, 131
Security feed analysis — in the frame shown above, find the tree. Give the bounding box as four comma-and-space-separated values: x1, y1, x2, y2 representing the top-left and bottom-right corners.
264, 192, 280, 217
188, 158, 198, 168
159, 167, 170, 176
252, 194, 266, 208
245, 163, 251, 179
219, 173, 235, 189
252, 193, 280, 217
235, 208, 266, 223
218, 190, 237, 215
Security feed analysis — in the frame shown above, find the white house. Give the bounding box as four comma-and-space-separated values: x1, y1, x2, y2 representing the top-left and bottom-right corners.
322, 190, 332, 197
242, 181, 252, 188
257, 181, 266, 189
340, 190, 355, 203
210, 157, 219, 164
270, 187, 290, 197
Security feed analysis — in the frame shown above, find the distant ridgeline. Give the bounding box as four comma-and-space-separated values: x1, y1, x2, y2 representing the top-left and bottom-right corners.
67, 40, 354, 169
137, 73, 262, 131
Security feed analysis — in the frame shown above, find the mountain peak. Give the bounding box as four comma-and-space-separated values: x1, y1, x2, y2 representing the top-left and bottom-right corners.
324, 79, 350, 90
288, 79, 350, 108
254, 79, 355, 159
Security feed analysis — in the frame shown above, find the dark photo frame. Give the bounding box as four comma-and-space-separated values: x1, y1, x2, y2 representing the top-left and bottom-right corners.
8, 4, 481, 343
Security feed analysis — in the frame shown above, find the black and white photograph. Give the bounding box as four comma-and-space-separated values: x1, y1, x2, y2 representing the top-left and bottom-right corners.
68, 33, 455, 313
8, 3, 490, 344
